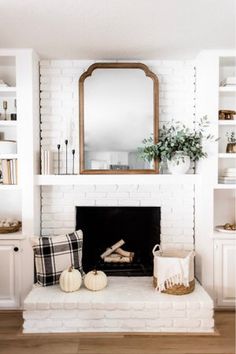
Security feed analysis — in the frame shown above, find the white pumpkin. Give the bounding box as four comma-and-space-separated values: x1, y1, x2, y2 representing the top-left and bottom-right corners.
84, 270, 107, 291
59, 266, 82, 292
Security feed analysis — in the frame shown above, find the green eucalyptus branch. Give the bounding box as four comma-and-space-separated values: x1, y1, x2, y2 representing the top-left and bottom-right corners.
138, 116, 217, 162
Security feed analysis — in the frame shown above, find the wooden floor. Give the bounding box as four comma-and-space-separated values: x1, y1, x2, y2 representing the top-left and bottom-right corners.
0, 311, 234, 354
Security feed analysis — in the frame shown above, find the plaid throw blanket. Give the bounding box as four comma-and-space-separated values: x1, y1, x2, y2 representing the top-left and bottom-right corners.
32, 230, 83, 286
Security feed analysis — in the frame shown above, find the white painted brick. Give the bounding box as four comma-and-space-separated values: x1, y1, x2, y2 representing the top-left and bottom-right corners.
130, 192, 151, 199
95, 199, 118, 206
117, 184, 138, 192
174, 319, 201, 328
95, 184, 117, 192
75, 199, 96, 206
138, 185, 158, 192
107, 192, 129, 199
160, 310, 186, 318
105, 310, 131, 319
77, 310, 104, 320
50, 60, 73, 68
201, 319, 214, 328
40, 68, 61, 76
121, 319, 144, 329
188, 310, 213, 319
130, 310, 158, 319
63, 319, 91, 328
118, 200, 140, 206
159, 302, 172, 310
86, 192, 107, 199
146, 319, 173, 328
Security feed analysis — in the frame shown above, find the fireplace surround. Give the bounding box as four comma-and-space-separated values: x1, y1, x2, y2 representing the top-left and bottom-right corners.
76, 206, 161, 276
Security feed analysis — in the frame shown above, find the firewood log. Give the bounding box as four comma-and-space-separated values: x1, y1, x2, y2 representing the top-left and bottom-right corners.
100, 239, 125, 259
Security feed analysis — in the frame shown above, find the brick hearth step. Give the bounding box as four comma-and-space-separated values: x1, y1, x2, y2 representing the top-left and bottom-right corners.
23, 277, 214, 333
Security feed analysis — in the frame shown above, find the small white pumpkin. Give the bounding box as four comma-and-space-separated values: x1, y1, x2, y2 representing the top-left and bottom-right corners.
84, 270, 107, 291
59, 266, 82, 292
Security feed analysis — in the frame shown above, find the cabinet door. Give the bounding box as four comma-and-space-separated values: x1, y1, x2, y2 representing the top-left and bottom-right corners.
0, 242, 20, 308
214, 239, 236, 308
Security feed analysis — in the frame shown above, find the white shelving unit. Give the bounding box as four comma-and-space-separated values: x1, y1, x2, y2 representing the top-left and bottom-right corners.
218, 120, 236, 126
195, 50, 236, 308
218, 153, 236, 158
219, 87, 236, 93
0, 49, 40, 309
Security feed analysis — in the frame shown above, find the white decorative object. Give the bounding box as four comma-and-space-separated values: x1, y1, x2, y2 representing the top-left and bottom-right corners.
84, 270, 107, 291
167, 152, 190, 174
215, 226, 236, 234
59, 266, 82, 292
0, 140, 17, 154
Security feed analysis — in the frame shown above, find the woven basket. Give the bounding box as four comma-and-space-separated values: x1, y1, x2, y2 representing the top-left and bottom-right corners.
153, 244, 195, 295
0, 221, 21, 234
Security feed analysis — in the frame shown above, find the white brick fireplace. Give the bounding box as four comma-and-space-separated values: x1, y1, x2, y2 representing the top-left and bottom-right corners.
41, 183, 195, 251
22, 59, 215, 334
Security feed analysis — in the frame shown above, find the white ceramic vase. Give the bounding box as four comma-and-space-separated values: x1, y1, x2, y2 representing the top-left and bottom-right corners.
167, 152, 190, 174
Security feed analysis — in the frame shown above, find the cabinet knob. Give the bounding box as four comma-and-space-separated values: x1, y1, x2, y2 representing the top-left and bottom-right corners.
14, 247, 19, 252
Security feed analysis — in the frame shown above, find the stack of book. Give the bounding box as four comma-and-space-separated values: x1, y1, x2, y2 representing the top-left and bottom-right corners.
41, 150, 53, 175
219, 168, 236, 184
0, 159, 17, 184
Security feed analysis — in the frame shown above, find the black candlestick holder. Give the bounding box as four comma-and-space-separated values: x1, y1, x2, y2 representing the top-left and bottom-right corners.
65, 140, 68, 174
72, 149, 75, 174
57, 144, 61, 175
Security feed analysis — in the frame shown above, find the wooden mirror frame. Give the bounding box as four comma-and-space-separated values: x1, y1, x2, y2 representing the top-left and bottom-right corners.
79, 62, 159, 174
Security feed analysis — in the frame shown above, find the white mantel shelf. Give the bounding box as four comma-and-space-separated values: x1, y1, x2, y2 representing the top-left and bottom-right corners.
35, 174, 201, 186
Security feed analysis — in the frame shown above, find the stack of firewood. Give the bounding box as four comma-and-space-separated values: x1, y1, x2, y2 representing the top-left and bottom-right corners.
100, 239, 134, 263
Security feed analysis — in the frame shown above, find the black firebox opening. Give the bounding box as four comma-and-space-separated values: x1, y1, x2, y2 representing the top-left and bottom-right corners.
76, 206, 161, 276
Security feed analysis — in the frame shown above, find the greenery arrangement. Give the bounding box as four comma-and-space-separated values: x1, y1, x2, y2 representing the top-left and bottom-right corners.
138, 116, 215, 163
226, 131, 236, 143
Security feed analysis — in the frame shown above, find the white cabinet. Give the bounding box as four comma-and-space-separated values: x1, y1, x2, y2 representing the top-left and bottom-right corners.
0, 241, 21, 308
214, 239, 236, 307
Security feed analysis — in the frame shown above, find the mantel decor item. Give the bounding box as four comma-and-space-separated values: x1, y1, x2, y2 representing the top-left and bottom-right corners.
0, 219, 21, 234
0, 140, 17, 154
219, 110, 236, 120
79, 62, 159, 174
56, 142, 76, 175
72, 149, 75, 174
226, 131, 236, 153
3, 101, 7, 120
138, 116, 217, 174
65, 139, 68, 174
57, 144, 61, 174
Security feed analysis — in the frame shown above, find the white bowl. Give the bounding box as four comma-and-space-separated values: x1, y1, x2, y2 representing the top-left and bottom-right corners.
0, 140, 17, 154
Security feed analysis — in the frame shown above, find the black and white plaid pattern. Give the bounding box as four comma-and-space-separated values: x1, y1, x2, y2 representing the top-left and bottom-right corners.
32, 230, 83, 286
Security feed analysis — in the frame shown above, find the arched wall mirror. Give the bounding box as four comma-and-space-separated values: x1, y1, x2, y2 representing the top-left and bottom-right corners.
79, 63, 159, 174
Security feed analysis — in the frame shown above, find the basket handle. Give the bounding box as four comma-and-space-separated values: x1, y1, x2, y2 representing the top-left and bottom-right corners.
152, 244, 162, 256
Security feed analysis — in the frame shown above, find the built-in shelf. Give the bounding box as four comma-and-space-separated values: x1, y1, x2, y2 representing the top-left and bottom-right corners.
0, 121, 17, 127
35, 174, 201, 186
218, 153, 236, 158
0, 87, 17, 96
215, 184, 236, 189
218, 120, 236, 126
0, 184, 20, 190
0, 87, 16, 92
0, 154, 18, 159
219, 87, 236, 93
